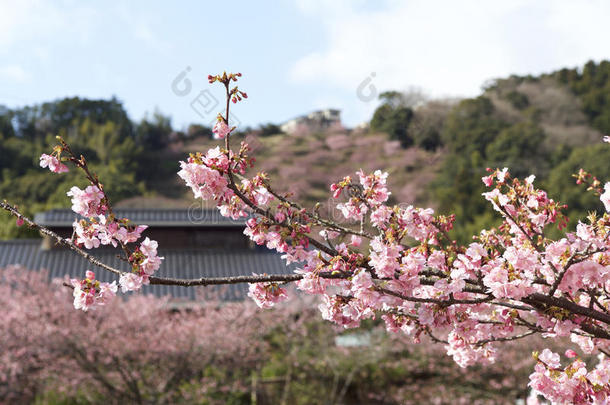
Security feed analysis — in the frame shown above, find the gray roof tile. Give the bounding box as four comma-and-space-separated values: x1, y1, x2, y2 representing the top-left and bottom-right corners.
34, 208, 247, 227
0, 240, 296, 301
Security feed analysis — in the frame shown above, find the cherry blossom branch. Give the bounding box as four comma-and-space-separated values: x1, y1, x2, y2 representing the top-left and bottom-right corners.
523, 293, 610, 326
259, 178, 375, 239
1, 200, 351, 287
375, 285, 493, 306
226, 181, 340, 258
1, 200, 122, 277
475, 330, 537, 346
15, 197, 585, 334
57, 137, 134, 260
148, 272, 347, 287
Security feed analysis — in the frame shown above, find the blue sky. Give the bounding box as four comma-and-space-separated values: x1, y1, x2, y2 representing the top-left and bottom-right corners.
1, 0, 609, 129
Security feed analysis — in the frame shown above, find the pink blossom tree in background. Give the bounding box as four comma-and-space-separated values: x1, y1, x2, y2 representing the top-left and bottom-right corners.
0, 266, 268, 403
3, 72, 610, 404
0, 265, 577, 404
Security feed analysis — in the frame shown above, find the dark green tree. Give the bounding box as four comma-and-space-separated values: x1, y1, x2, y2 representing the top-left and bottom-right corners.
135, 111, 173, 150
370, 91, 414, 147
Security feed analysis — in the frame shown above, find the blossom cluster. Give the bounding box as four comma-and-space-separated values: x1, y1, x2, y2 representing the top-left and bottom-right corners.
331, 169, 391, 221
39, 153, 68, 173
213, 119, 231, 139
119, 237, 163, 292
247, 276, 289, 309
70, 270, 117, 311
39, 152, 164, 310
528, 349, 610, 404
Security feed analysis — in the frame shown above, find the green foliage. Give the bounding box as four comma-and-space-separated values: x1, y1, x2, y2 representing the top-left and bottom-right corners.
8, 97, 133, 141
433, 95, 552, 241
187, 123, 213, 138
485, 121, 548, 178
136, 110, 173, 150
440, 96, 504, 154
258, 122, 283, 137
412, 125, 441, 151
370, 92, 414, 147
503, 90, 530, 110
434, 97, 506, 223
429, 60, 610, 243
0, 98, 168, 239
554, 60, 610, 134
545, 144, 610, 223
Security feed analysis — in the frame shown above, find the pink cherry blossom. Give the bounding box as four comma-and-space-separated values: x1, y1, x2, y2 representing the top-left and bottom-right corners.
178, 160, 231, 202
497, 167, 509, 182
295, 271, 328, 294
481, 174, 494, 187
212, 120, 231, 139
601, 183, 610, 212
70, 271, 117, 311
39, 153, 68, 173
73, 220, 101, 249
350, 235, 362, 247
119, 272, 144, 293
67, 185, 106, 217
247, 277, 288, 309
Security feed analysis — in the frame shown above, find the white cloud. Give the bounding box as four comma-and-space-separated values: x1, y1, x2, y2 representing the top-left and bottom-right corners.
0, 65, 29, 83
290, 0, 610, 98
0, 1, 101, 47
0, 0, 56, 47
114, 4, 172, 53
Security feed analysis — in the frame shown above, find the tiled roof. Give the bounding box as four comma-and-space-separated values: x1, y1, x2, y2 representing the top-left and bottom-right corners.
0, 240, 296, 301
34, 208, 246, 227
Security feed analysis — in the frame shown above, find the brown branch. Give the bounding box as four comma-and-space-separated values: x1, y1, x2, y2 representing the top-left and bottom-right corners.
260, 178, 374, 240
490, 301, 536, 312
374, 285, 492, 306
523, 292, 610, 327
149, 272, 347, 287
475, 330, 537, 347
226, 181, 340, 258
7, 199, 610, 341
2, 200, 350, 287
1, 200, 123, 277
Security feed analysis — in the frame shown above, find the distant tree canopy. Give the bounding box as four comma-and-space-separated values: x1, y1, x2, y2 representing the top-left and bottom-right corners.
370, 91, 415, 148
258, 122, 283, 137
545, 143, 610, 222
433, 96, 557, 241
370, 90, 446, 150
187, 124, 213, 139
0, 98, 184, 238
9, 97, 133, 141
555, 60, 610, 134
432, 60, 610, 242
136, 111, 173, 150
